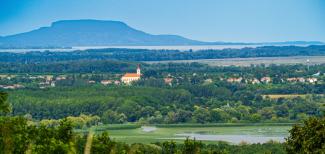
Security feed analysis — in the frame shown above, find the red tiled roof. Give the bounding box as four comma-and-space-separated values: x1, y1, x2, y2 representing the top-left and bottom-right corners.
123, 73, 140, 78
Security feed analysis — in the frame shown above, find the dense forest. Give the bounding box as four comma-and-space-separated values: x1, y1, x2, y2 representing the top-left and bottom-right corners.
6, 86, 324, 124
1, 58, 325, 75
0, 45, 325, 63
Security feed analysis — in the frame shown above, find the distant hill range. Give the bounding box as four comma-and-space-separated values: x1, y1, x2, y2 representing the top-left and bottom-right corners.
0, 19, 323, 48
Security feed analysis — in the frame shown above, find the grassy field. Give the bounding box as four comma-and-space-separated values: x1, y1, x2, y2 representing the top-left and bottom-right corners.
263, 94, 324, 99
145, 56, 325, 66
80, 124, 292, 144
262, 94, 308, 99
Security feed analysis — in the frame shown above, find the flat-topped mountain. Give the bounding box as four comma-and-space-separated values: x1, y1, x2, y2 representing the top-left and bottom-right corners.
0, 20, 206, 47
0, 20, 323, 48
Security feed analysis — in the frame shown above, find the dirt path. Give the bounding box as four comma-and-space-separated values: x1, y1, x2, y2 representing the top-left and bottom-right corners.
84, 130, 94, 154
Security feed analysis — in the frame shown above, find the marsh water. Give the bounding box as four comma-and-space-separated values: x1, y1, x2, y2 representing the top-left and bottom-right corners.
173, 134, 285, 144
141, 126, 290, 144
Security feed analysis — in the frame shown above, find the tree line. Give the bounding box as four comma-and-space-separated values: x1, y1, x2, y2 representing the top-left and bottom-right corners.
0, 45, 324, 63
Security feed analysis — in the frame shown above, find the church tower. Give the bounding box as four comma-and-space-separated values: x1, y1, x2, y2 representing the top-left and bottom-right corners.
137, 64, 141, 75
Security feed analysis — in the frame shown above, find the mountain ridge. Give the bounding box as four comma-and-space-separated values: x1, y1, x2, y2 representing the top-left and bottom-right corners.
0, 19, 323, 48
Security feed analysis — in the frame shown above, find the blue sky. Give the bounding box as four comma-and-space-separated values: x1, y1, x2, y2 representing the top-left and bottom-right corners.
0, 0, 324, 42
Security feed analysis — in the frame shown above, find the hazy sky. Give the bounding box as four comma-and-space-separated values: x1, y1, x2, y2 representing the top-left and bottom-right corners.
1, 0, 324, 42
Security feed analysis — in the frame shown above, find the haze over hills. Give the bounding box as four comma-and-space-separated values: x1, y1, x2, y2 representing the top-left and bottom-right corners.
0, 19, 323, 48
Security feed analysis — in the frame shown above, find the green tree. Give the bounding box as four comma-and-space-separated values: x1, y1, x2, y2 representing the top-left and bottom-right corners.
31, 119, 76, 154
0, 117, 30, 154
0, 92, 10, 114
249, 113, 262, 122
161, 141, 176, 154
274, 105, 289, 118
210, 108, 229, 122
182, 138, 203, 154
259, 107, 274, 120
285, 117, 325, 153
192, 107, 210, 123
102, 110, 126, 124
91, 132, 116, 154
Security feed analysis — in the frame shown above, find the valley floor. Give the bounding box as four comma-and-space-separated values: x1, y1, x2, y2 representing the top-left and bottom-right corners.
79, 124, 292, 144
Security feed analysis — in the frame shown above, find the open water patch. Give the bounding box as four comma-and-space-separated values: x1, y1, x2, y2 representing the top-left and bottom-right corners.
141, 126, 157, 132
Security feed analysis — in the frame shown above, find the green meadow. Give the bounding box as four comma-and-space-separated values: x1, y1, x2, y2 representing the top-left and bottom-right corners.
79, 124, 292, 144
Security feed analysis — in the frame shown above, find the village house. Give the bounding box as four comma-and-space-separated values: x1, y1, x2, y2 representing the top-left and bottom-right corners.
306, 77, 318, 83
88, 80, 96, 84
50, 81, 56, 87
29, 76, 38, 80
114, 80, 121, 85
204, 78, 213, 84
260, 77, 271, 83
0, 75, 9, 79
164, 77, 173, 86
227, 77, 243, 83
45, 75, 53, 82
287, 77, 305, 83
0, 84, 24, 89
56, 76, 67, 81
36, 75, 53, 84
0, 75, 15, 80
100, 80, 113, 85
121, 64, 141, 84
286, 78, 297, 82
297, 77, 305, 83
251, 78, 261, 84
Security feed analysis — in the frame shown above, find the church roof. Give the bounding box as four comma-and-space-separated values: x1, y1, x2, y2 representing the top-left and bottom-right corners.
122, 73, 140, 78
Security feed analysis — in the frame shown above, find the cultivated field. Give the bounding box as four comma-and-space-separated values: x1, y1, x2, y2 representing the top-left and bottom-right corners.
262, 94, 308, 99
145, 56, 325, 66
262, 94, 324, 99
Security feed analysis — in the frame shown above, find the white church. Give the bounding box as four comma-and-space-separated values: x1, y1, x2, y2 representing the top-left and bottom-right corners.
121, 64, 141, 84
